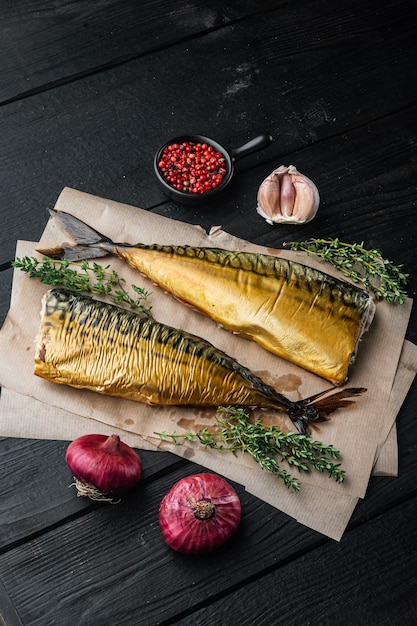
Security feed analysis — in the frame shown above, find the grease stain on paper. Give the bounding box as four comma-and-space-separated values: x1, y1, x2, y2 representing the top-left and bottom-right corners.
177, 417, 209, 432
182, 447, 196, 460
276, 373, 303, 393
254, 370, 303, 397
266, 247, 283, 256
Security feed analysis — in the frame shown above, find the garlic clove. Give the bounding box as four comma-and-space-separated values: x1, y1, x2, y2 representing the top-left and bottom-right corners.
256, 174, 281, 217
292, 172, 320, 222
257, 165, 319, 225
280, 173, 296, 217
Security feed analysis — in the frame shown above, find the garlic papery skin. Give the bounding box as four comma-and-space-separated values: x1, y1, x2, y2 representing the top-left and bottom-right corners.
158, 473, 241, 554
65, 434, 142, 502
257, 165, 320, 225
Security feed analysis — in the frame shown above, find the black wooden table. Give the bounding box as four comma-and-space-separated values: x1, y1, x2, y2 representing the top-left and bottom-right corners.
1, 1, 416, 624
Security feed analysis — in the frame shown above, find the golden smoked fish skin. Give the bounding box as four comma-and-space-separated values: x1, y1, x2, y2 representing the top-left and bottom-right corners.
39, 210, 376, 385
34, 289, 365, 435
35, 288, 285, 409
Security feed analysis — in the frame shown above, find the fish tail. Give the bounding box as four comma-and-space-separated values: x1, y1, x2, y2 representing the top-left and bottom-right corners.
36, 209, 111, 261
288, 387, 367, 435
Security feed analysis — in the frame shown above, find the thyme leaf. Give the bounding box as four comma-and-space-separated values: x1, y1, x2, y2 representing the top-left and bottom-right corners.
156, 407, 345, 491
284, 238, 408, 304
12, 256, 153, 316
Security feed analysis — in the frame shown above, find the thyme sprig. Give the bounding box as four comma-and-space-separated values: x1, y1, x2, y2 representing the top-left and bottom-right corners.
12, 256, 153, 315
156, 407, 345, 491
284, 238, 408, 304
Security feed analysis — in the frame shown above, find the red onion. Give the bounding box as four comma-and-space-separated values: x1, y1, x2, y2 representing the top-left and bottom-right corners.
158, 473, 241, 554
65, 434, 142, 502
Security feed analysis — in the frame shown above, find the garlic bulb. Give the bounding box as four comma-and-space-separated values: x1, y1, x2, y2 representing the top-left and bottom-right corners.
256, 165, 320, 225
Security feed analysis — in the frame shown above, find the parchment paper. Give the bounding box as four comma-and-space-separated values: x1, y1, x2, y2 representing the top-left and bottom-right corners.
0, 187, 415, 539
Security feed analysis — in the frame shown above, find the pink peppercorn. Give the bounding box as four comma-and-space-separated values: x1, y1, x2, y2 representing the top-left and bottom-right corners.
157, 141, 228, 194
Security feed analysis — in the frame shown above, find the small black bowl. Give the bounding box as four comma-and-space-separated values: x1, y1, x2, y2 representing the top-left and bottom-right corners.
154, 133, 272, 205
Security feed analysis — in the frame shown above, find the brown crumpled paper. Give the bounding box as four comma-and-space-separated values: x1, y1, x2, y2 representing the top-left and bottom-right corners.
0, 187, 416, 539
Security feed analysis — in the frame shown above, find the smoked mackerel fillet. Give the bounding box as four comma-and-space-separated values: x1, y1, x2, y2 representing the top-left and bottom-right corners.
113, 248, 375, 384
34, 289, 367, 434
35, 288, 295, 407
39, 210, 376, 384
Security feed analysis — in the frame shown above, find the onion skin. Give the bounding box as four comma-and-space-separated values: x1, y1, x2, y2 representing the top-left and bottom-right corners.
158, 473, 242, 554
65, 434, 142, 497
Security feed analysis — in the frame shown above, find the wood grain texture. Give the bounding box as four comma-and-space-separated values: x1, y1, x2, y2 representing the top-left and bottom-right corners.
0, 0, 416, 623
2, 107, 415, 340
0, 578, 24, 626
0, 0, 282, 103
0, 0, 416, 264
173, 497, 417, 626
0, 267, 13, 328
0, 466, 303, 626
0, 439, 187, 550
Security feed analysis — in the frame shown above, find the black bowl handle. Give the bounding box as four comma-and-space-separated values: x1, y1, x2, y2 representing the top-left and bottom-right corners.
229, 134, 273, 162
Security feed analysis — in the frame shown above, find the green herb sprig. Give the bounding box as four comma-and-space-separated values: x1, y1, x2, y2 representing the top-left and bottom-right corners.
284, 238, 408, 304
12, 256, 153, 315
156, 407, 345, 491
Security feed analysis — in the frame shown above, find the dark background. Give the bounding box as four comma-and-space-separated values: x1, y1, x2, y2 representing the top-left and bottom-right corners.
0, 1, 416, 624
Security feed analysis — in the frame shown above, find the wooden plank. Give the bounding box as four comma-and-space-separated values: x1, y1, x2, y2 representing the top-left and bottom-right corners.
0, 2, 416, 624
0, 465, 322, 625
0, 384, 416, 623
0, 334, 414, 622
0, 0, 416, 265
0, 578, 24, 626
0, 437, 187, 550
2, 443, 417, 626
154, 104, 417, 270
0, 267, 13, 328
0, 0, 282, 103
0, 375, 416, 624
0, 370, 415, 549
2, 107, 415, 341
1, 106, 414, 548
172, 495, 417, 625
154, 106, 417, 344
